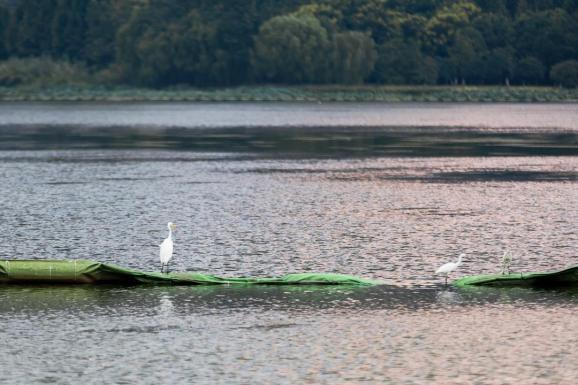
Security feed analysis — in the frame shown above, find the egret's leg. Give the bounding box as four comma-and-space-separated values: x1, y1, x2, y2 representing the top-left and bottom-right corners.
444, 275, 448, 286
160, 263, 164, 274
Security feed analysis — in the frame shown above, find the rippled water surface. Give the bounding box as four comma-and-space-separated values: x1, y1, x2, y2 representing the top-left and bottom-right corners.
1, 102, 578, 129
1, 103, 577, 385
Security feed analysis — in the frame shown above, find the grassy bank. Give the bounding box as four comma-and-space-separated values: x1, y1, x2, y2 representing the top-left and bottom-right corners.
1, 85, 577, 103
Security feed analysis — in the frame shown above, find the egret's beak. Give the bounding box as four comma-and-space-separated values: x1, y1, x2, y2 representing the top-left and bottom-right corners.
171, 224, 177, 230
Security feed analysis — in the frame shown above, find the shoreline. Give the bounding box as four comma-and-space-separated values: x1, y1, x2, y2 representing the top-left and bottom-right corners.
1, 85, 577, 103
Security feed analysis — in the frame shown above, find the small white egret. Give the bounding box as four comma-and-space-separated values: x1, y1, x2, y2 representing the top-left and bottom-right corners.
436, 253, 464, 285
501, 250, 513, 275
159, 222, 177, 273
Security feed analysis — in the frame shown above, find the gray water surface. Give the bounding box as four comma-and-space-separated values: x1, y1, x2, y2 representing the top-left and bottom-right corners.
0, 101, 577, 129
1, 103, 577, 385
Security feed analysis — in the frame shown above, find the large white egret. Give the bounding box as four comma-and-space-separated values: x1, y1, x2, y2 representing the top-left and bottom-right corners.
159, 222, 177, 273
435, 253, 464, 285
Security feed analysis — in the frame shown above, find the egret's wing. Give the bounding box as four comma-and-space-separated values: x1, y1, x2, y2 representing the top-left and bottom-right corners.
435, 263, 451, 274
159, 238, 174, 263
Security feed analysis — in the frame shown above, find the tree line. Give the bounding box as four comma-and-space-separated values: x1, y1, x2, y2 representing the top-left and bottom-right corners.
1, 0, 578, 87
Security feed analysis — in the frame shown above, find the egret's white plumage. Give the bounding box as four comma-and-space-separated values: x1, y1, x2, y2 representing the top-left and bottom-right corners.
159, 222, 176, 273
436, 253, 464, 285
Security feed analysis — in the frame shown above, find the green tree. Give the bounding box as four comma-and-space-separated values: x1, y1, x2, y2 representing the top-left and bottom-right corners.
514, 56, 545, 84
550, 59, 578, 87
480, 47, 514, 84
213, 0, 257, 85
51, 0, 88, 60
389, 0, 443, 15
0, 56, 88, 86
2, 0, 578, 88
438, 57, 458, 84
115, 1, 187, 83
516, 0, 531, 16
292, 3, 342, 32
424, 0, 481, 55
562, 0, 578, 12
473, 13, 514, 49
252, 14, 331, 83
117, 9, 221, 86
347, 1, 406, 43
515, 9, 578, 67
339, 0, 429, 44
0, 6, 8, 59
115, 8, 150, 84
330, 31, 377, 84
374, 38, 438, 84
84, 0, 134, 67
169, 12, 225, 86
474, 0, 508, 14
5, 0, 58, 57
447, 27, 487, 84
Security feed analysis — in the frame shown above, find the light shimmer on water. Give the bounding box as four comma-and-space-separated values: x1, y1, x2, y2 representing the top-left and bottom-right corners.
0, 102, 577, 129
0, 103, 577, 385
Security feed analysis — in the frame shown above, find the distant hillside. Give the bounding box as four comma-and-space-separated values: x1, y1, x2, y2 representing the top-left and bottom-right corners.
0, 0, 19, 7
1, 0, 577, 88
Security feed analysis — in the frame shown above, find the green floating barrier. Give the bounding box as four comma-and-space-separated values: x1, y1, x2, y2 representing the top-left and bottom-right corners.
454, 264, 578, 287
0, 260, 380, 286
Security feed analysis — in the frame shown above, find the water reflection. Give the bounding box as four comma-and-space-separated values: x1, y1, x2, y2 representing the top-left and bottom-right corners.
1, 102, 577, 129
239, 167, 578, 182
1, 281, 577, 384
435, 289, 462, 305
158, 293, 175, 316
1, 102, 578, 384
2, 125, 578, 156
2, 284, 576, 315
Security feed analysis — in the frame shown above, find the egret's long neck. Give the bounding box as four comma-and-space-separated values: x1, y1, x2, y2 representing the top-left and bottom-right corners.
457, 255, 463, 265
168, 228, 173, 240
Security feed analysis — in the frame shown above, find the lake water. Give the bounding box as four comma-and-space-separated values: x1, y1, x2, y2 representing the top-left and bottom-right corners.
1, 102, 578, 129
0, 103, 577, 385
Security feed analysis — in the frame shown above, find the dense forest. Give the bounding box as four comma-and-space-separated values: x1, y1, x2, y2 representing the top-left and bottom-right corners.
1, 0, 578, 87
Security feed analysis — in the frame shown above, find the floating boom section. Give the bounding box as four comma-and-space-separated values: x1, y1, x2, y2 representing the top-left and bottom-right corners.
453, 264, 578, 287
0, 260, 379, 286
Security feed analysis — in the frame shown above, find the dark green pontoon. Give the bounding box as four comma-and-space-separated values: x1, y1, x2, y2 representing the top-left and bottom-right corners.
454, 264, 578, 287
0, 259, 380, 286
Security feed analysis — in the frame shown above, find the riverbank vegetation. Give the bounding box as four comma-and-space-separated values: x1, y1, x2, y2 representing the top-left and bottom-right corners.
2, 83, 577, 102
0, 0, 578, 91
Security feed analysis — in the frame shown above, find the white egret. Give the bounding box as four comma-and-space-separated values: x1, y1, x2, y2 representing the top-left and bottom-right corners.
159, 222, 177, 273
501, 250, 513, 275
436, 253, 464, 285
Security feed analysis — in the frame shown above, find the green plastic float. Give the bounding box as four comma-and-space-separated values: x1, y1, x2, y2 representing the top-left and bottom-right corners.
0, 259, 380, 286
454, 264, 578, 288
2, 259, 577, 288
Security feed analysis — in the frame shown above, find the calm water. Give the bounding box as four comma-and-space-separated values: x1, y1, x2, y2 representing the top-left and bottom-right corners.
1, 102, 577, 129
1, 103, 577, 384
